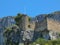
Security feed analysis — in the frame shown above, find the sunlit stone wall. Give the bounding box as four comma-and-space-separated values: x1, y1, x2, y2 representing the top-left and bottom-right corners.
47, 14, 60, 32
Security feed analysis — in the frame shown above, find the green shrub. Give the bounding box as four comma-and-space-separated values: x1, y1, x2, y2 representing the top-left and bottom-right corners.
30, 38, 60, 45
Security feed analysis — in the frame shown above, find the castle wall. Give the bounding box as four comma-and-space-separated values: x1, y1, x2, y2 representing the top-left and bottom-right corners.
21, 15, 29, 30
21, 15, 35, 31
44, 14, 60, 40
47, 15, 60, 32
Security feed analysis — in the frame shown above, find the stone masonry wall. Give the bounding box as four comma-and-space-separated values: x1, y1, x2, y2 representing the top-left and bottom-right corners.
21, 15, 35, 31
47, 15, 60, 33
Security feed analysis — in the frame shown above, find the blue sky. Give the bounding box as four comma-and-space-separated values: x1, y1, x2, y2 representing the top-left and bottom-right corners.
0, 0, 60, 17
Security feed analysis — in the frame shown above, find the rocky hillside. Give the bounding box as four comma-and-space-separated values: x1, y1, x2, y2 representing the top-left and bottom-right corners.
0, 11, 60, 45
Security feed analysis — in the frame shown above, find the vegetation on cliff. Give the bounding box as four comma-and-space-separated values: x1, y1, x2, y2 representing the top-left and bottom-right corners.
15, 13, 31, 26
3, 25, 20, 45
30, 38, 60, 45
15, 13, 23, 26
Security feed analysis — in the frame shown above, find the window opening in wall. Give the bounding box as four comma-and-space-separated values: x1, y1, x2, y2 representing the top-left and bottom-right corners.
28, 25, 31, 28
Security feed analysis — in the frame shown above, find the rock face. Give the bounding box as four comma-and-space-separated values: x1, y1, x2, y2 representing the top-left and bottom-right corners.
49, 31, 60, 40
3, 25, 21, 45
0, 32, 5, 45
47, 14, 60, 40
2, 16, 16, 28
22, 30, 34, 41
0, 16, 16, 45
33, 14, 50, 41
0, 19, 5, 45
1, 11, 60, 45
35, 14, 47, 31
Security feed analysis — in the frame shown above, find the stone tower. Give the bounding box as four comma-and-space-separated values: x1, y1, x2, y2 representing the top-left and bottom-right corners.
19, 15, 35, 42
21, 15, 35, 31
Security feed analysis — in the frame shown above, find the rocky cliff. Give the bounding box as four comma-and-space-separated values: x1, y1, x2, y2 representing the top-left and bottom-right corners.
1, 11, 60, 45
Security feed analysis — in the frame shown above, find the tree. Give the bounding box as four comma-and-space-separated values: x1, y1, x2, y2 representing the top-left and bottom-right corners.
15, 13, 24, 26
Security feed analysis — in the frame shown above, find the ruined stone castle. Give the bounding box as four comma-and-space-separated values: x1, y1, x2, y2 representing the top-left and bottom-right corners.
0, 11, 60, 45
19, 11, 60, 41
